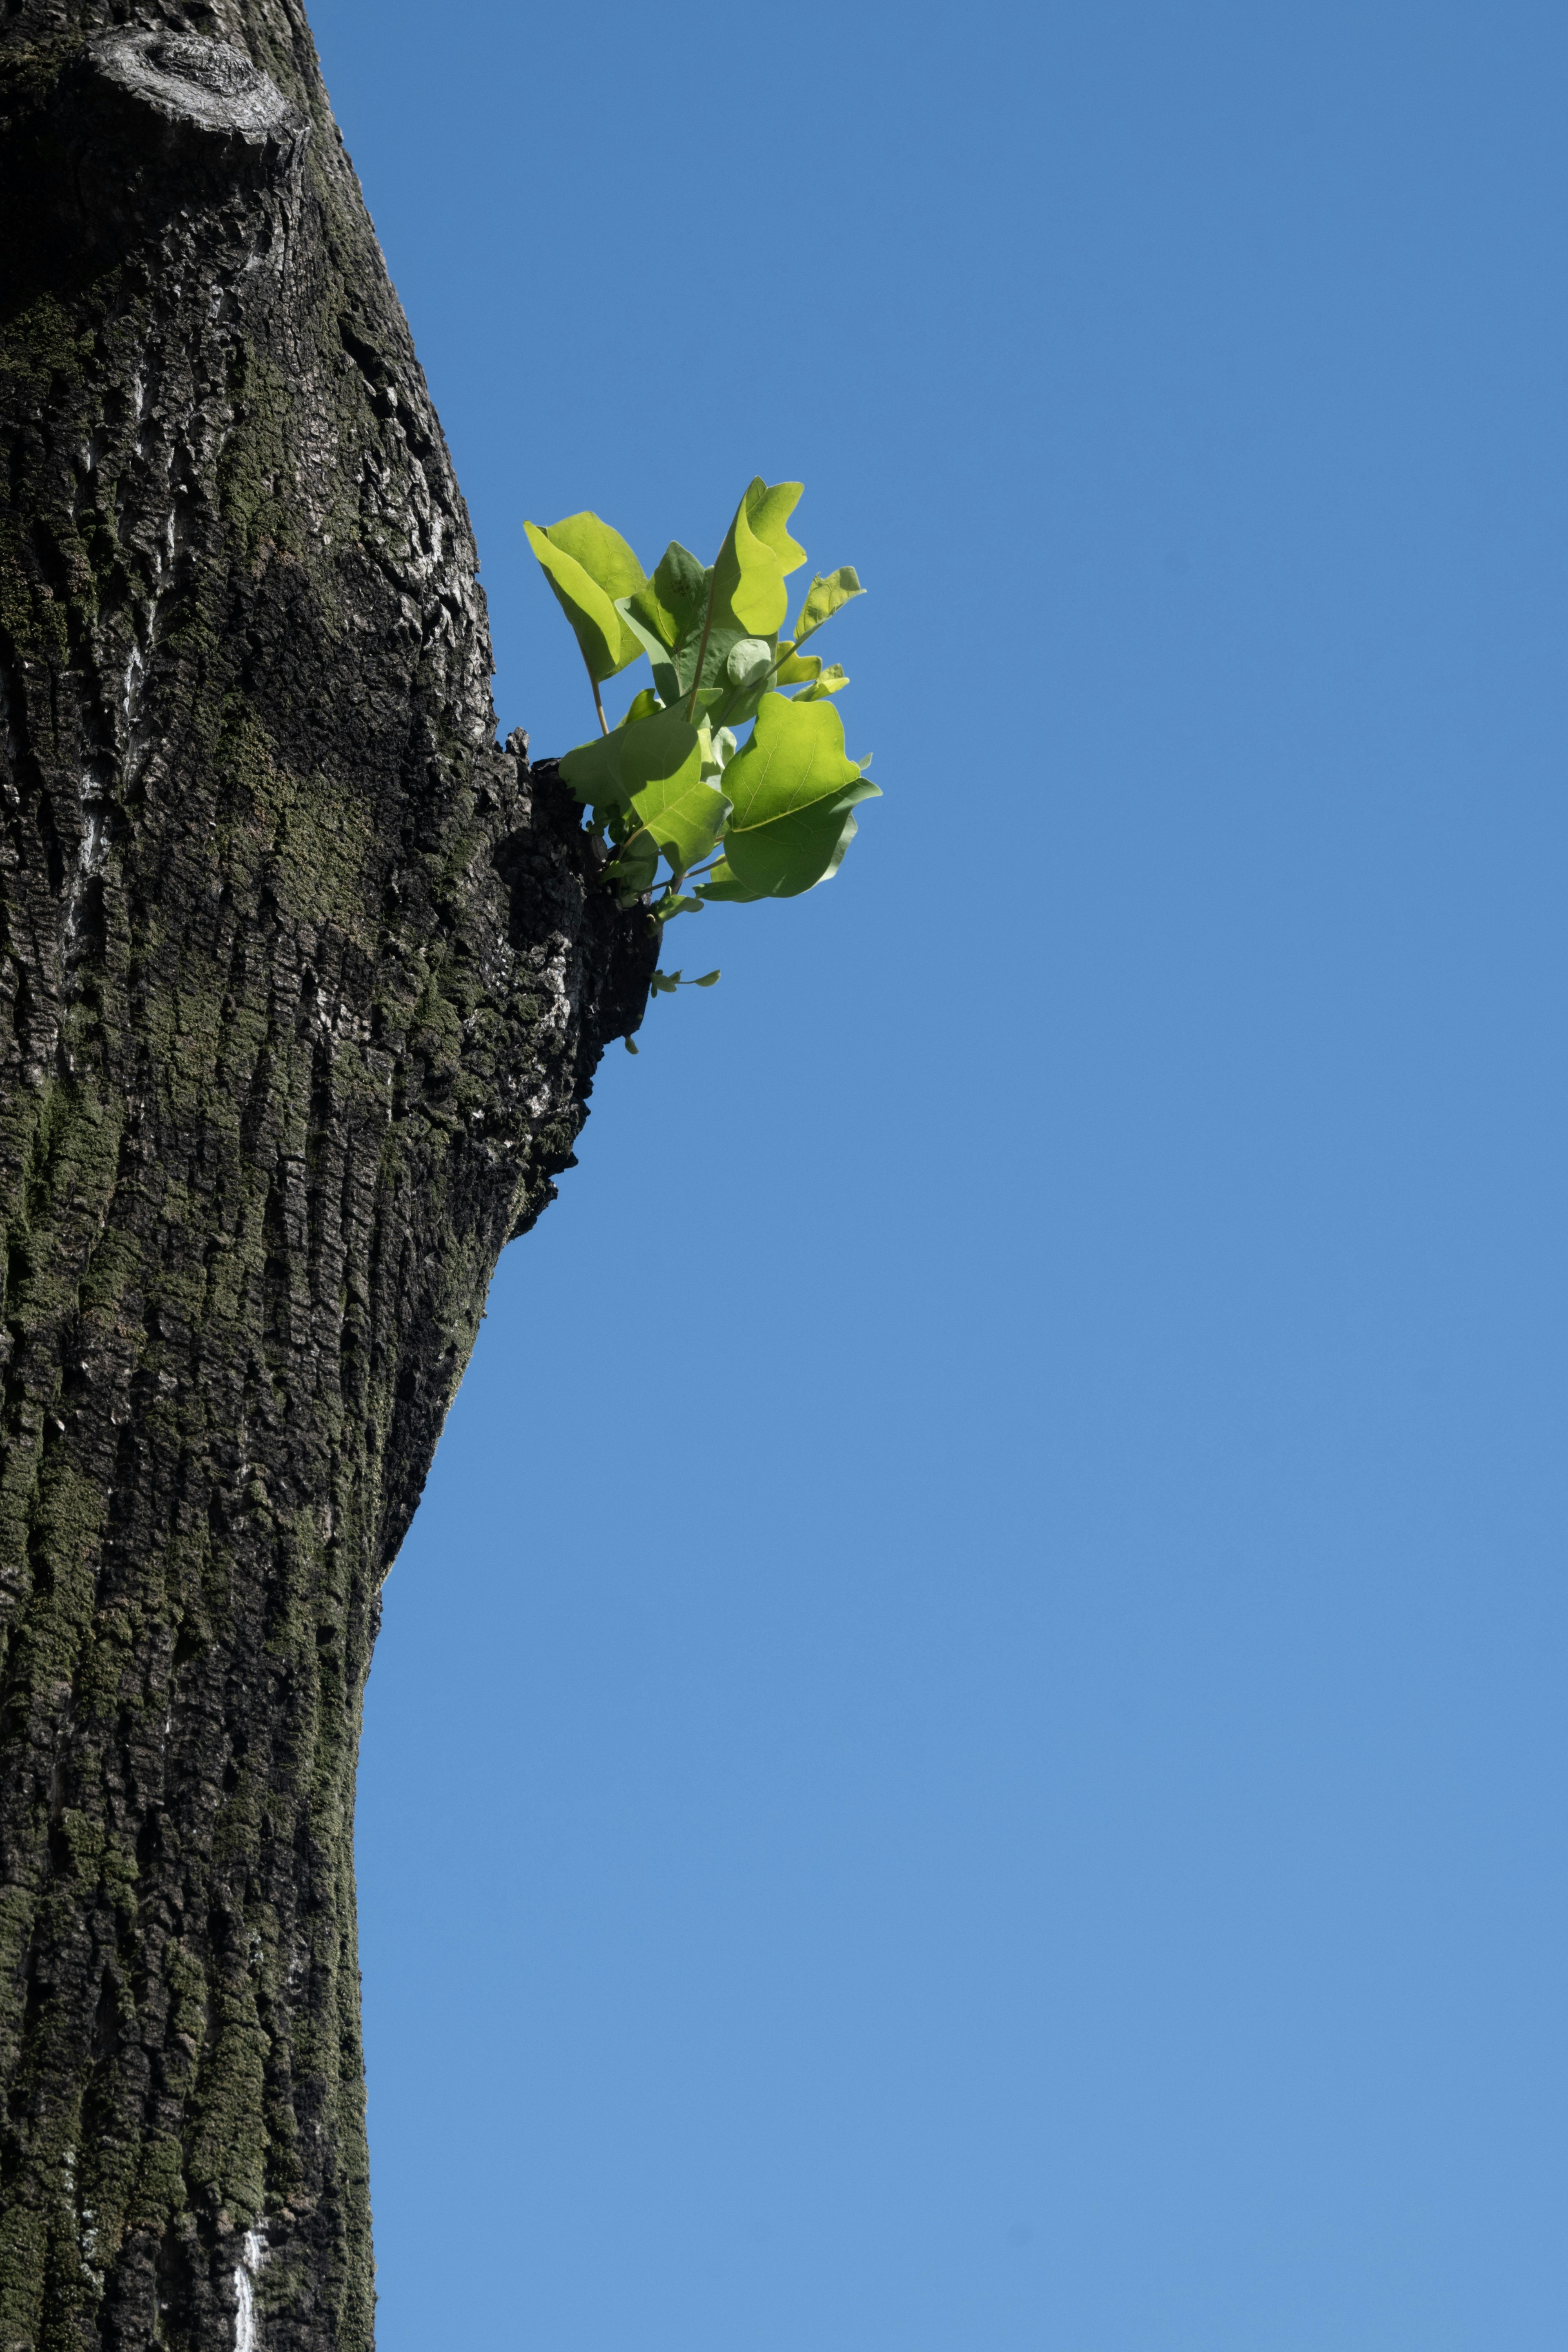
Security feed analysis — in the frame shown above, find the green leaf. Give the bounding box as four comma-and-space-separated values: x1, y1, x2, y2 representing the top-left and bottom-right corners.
693, 969, 721, 986
695, 860, 765, 904
624, 1035, 640, 1054
747, 481, 807, 572
712, 478, 806, 637
791, 664, 849, 700
617, 706, 729, 873
618, 686, 663, 727
605, 833, 659, 896
543, 511, 647, 606
653, 893, 704, 923
524, 514, 647, 682
614, 596, 676, 670
613, 706, 699, 786
773, 650, 821, 685
791, 565, 863, 646
650, 969, 681, 993
726, 637, 774, 687
627, 541, 709, 652
690, 626, 755, 701
719, 691, 881, 897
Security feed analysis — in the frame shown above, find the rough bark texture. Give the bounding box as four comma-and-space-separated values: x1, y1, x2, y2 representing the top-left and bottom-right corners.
0, 5, 654, 2345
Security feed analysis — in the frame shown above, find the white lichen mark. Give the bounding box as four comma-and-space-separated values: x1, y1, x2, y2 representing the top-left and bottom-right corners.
233, 2224, 267, 2352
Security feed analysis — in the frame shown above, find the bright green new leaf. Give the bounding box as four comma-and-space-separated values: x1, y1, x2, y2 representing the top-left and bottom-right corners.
720, 691, 880, 897
693, 970, 721, 986
792, 664, 849, 700
615, 706, 729, 873
723, 690, 860, 830
773, 650, 821, 686
544, 512, 647, 606
746, 482, 806, 572
791, 565, 863, 646
713, 478, 806, 637
619, 686, 663, 727
629, 769, 730, 874
524, 514, 647, 682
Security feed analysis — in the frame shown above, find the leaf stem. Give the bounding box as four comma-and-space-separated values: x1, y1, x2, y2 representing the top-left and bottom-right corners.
591, 674, 609, 737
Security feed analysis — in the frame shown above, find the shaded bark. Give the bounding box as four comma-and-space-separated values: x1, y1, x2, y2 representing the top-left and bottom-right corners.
0, 5, 654, 2345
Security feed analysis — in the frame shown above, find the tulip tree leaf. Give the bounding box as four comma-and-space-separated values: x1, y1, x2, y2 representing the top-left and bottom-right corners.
614, 596, 679, 686
773, 650, 821, 685
727, 637, 774, 686
543, 512, 647, 609
713, 478, 806, 637
524, 514, 649, 682
791, 565, 863, 646
792, 664, 849, 700
696, 860, 765, 903
627, 541, 710, 651
719, 692, 881, 897
612, 706, 730, 872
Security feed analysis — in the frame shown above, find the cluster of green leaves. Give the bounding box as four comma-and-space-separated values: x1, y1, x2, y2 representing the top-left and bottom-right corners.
523, 481, 878, 982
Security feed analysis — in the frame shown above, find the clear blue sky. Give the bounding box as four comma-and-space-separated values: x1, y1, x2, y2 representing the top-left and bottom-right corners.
311, 2, 1567, 2344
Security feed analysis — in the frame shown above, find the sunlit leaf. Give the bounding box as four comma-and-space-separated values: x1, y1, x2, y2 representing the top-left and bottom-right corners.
773, 650, 822, 686
720, 691, 880, 896
524, 514, 647, 681
713, 478, 806, 637
612, 706, 730, 873
791, 565, 863, 646
543, 512, 646, 606
791, 664, 849, 700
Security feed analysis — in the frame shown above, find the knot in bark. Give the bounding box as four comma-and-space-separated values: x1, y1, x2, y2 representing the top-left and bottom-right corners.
84, 28, 307, 179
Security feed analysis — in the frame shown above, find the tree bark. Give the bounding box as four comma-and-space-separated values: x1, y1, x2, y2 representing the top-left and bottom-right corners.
0, 5, 653, 2345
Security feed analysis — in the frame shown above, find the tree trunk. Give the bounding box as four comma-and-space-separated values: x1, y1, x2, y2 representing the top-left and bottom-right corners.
0, 6, 653, 2345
